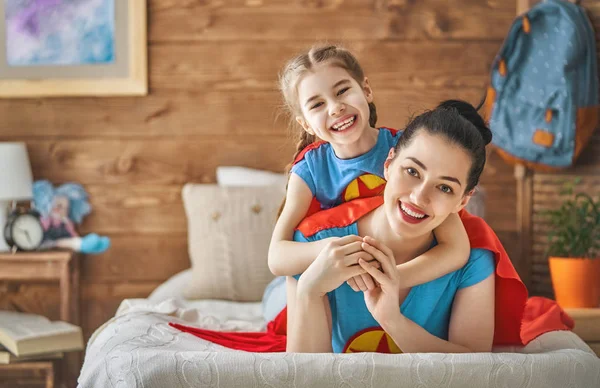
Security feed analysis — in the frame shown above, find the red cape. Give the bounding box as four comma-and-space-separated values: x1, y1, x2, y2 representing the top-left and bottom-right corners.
170, 197, 573, 351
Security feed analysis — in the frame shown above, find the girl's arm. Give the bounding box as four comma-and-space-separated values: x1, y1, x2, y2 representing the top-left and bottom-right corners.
286, 276, 333, 352
268, 173, 338, 276
381, 274, 495, 353
396, 212, 469, 287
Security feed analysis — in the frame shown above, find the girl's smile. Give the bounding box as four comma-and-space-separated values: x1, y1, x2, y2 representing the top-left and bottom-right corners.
295, 63, 378, 159
330, 114, 357, 133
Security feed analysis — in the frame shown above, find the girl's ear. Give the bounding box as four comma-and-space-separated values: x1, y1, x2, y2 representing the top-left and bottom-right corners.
362, 77, 374, 103
383, 148, 395, 180
296, 116, 314, 135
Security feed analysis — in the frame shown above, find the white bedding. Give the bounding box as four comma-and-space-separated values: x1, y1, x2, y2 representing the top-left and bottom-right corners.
78, 296, 600, 388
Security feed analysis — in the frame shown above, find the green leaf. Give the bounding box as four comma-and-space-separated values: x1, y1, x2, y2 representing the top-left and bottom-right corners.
544, 178, 599, 259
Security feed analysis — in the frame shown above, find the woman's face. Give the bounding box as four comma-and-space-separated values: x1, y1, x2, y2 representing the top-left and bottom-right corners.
383, 131, 472, 238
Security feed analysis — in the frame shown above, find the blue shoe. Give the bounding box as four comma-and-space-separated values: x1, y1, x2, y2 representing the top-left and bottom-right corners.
80, 233, 111, 254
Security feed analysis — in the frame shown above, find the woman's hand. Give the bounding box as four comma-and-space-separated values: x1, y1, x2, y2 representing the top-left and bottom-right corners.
358, 236, 402, 324
298, 235, 375, 297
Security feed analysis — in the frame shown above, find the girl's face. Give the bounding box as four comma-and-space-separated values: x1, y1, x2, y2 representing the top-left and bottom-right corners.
383, 131, 472, 238
295, 62, 374, 148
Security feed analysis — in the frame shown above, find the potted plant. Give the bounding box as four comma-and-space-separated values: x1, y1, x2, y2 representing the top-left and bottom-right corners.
544, 178, 600, 308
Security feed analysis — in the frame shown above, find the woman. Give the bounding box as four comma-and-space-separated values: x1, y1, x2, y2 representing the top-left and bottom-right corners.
286, 100, 496, 353
172, 99, 571, 352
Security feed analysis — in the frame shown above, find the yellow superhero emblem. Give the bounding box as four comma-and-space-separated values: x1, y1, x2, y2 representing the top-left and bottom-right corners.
342, 174, 386, 203
343, 327, 402, 354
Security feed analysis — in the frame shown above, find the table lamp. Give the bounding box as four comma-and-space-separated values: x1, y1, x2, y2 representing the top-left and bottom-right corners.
0, 142, 33, 251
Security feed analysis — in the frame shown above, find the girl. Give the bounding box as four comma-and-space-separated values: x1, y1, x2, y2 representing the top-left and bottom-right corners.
268, 44, 470, 294
288, 100, 495, 353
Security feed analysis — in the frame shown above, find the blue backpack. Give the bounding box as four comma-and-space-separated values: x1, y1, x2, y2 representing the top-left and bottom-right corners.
485, 0, 599, 171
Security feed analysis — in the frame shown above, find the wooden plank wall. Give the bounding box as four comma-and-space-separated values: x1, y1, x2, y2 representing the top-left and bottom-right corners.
0, 0, 517, 342
529, 0, 600, 297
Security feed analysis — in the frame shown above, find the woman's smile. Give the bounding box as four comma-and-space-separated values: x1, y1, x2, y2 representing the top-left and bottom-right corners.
398, 200, 430, 224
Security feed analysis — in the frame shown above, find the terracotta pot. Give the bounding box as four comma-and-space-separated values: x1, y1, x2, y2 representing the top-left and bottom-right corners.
548, 257, 600, 308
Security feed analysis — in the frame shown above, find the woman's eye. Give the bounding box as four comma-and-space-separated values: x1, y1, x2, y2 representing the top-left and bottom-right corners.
406, 167, 419, 177
337, 87, 350, 96
439, 185, 453, 194
310, 101, 323, 110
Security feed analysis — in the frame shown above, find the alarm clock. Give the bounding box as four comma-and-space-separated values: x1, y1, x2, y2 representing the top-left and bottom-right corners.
3, 209, 45, 251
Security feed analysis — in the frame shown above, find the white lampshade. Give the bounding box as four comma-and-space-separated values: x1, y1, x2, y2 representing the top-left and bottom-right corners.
0, 142, 33, 201
0, 143, 33, 251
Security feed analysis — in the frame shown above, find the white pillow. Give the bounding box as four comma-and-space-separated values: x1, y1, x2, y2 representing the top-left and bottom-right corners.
182, 183, 284, 302
216, 166, 287, 189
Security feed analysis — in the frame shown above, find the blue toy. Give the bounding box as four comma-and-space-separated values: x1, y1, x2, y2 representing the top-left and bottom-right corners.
33, 180, 110, 254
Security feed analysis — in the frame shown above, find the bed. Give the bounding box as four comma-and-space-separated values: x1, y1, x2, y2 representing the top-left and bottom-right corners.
77, 178, 600, 387
76, 268, 600, 388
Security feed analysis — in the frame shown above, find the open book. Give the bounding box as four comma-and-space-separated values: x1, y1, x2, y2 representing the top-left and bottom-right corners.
0, 311, 83, 357
0, 345, 63, 364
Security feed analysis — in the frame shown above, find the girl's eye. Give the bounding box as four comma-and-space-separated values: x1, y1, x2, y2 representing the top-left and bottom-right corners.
310, 101, 323, 110
439, 185, 453, 194
406, 167, 419, 177
337, 87, 350, 96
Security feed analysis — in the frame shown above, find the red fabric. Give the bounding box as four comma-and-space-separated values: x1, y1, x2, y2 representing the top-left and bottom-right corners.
297, 196, 384, 238
521, 296, 574, 344
293, 141, 327, 164
304, 197, 323, 218
168, 306, 289, 352
171, 197, 573, 351
459, 208, 528, 345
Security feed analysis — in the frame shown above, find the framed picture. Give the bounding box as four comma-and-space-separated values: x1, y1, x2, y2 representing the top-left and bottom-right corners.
0, 0, 147, 98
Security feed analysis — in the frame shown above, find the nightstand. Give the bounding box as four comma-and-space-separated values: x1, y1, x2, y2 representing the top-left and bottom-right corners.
0, 250, 81, 388
565, 308, 600, 357
0, 361, 56, 388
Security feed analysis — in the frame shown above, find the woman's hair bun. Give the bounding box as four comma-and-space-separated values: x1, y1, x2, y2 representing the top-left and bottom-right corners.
437, 99, 492, 145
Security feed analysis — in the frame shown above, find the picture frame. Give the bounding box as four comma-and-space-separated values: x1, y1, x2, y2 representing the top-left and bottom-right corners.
0, 0, 147, 98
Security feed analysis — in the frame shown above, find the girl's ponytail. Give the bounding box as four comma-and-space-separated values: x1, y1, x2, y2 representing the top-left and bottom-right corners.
368, 102, 378, 128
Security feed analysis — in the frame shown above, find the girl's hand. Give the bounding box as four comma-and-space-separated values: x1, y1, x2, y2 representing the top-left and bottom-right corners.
346, 273, 378, 292
298, 235, 375, 296
358, 236, 402, 324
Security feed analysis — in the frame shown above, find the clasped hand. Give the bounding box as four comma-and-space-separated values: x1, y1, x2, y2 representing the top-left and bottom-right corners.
298, 235, 401, 322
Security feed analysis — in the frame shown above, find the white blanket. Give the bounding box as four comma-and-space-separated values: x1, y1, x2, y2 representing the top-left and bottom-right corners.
77, 298, 600, 388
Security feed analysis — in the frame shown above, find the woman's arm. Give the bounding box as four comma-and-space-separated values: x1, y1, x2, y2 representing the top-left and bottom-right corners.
396, 212, 469, 287
288, 236, 375, 352
382, 274, 495, 353
447, 273, 495, 351
359, 237, 494, 353
268, 174, 338, 276
286, 276, 333, 352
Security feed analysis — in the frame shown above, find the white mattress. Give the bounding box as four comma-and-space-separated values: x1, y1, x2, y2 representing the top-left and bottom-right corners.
77, 296, 600, 388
